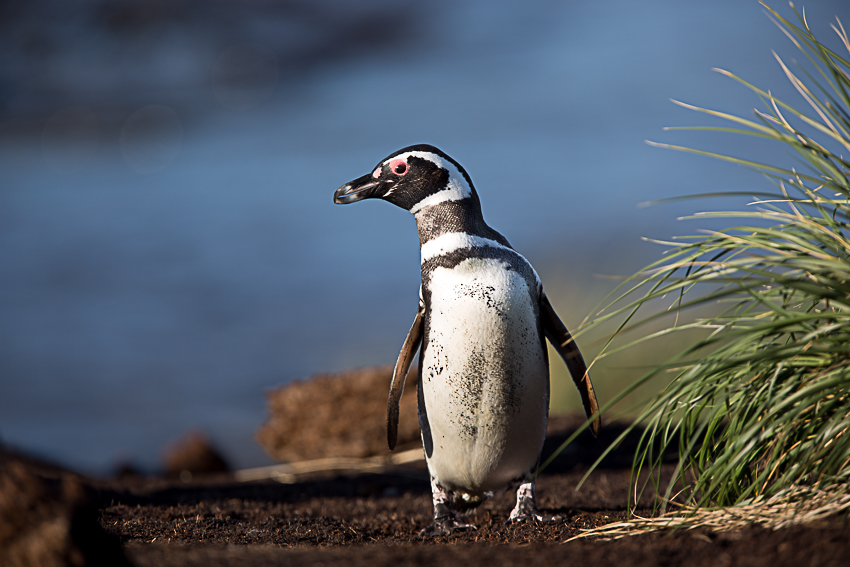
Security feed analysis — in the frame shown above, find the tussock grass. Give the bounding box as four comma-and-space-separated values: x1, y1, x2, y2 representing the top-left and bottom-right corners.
557, 2, 850, 535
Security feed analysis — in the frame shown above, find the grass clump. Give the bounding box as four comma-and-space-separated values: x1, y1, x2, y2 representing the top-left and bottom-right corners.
560, 2, 850, 535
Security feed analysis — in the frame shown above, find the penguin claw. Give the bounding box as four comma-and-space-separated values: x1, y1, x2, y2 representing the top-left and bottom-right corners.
419, 516, 477, 537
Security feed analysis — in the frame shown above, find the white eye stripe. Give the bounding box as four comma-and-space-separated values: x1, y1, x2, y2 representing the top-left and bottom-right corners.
384, 151, 450, 171
409, 177, 471, 213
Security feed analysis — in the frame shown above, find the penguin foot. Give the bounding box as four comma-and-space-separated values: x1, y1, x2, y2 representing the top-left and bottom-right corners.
419, 514, 477, 537
507, 481, 561, 524
422, 478, 478, 536
506, 508, 561, 524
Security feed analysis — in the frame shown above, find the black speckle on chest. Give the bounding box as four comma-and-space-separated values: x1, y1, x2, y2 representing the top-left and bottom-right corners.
445, 347, 527, 440
460, 283, 500, 311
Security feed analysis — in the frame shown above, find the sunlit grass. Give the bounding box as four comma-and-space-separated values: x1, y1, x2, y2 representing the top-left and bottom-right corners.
551, 2, 850, 530
548, 305, 706, 419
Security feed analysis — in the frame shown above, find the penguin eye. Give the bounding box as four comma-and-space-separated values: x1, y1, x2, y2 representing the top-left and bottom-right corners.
390, 159, 408, 176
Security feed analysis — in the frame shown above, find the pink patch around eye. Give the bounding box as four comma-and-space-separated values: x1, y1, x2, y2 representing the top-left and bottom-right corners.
389, 159, 408, 175
372, 167, 382, 178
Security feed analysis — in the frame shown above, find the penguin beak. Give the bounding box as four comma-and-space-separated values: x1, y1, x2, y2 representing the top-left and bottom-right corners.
333, 174, 388, 205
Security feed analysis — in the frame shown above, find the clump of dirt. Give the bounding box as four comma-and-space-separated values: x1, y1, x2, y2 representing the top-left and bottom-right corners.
256, 366, 420, 462
162, 431, 230, 480
0, 457, 130, 567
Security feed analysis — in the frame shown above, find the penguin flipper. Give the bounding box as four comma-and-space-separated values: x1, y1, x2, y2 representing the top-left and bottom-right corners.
540, 292, 601, 437
387, 304, 424, 450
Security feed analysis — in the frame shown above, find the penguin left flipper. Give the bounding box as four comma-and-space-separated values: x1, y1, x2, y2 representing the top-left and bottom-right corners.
540, 291, 601, 437
387, 303, 424, 450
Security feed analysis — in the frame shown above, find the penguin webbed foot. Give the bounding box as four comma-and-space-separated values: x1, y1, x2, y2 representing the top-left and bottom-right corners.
419, 497, 477, 537
419, 513, 477, 537
506, 481, 561, 525
506, 508, 561, 524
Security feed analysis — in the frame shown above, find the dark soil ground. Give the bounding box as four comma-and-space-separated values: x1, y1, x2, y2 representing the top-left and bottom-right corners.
4, 415, 849, 566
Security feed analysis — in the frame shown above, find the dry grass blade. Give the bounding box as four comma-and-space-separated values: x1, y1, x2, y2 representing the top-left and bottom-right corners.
234, 447, 423, 483
566, 486, 850, 542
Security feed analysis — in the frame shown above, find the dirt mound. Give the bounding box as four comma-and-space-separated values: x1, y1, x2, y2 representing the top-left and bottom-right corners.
0, 457, 130, 567
256, 366, 420, 462
162, 431, 231, 480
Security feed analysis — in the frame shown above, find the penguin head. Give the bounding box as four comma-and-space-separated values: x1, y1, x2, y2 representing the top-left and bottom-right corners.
333, 144, 477, 213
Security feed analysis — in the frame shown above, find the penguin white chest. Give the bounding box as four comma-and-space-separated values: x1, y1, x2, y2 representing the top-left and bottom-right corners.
421, 257, 549, 494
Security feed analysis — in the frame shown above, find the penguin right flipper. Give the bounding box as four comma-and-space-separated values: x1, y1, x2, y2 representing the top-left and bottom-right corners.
387, 303, 425, 450
540, 291, 601, 437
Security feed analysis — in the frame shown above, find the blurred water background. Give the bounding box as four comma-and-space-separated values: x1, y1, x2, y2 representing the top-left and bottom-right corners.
2, 0, 849, 473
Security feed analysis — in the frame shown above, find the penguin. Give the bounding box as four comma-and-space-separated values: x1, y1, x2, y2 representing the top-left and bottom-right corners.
333, 144, 600, 536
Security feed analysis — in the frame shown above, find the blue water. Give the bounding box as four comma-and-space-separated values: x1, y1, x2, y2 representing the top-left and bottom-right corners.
2, 0, 848, 473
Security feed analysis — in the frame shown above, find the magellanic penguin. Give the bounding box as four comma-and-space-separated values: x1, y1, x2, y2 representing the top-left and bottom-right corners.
333, 144, 600, 536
